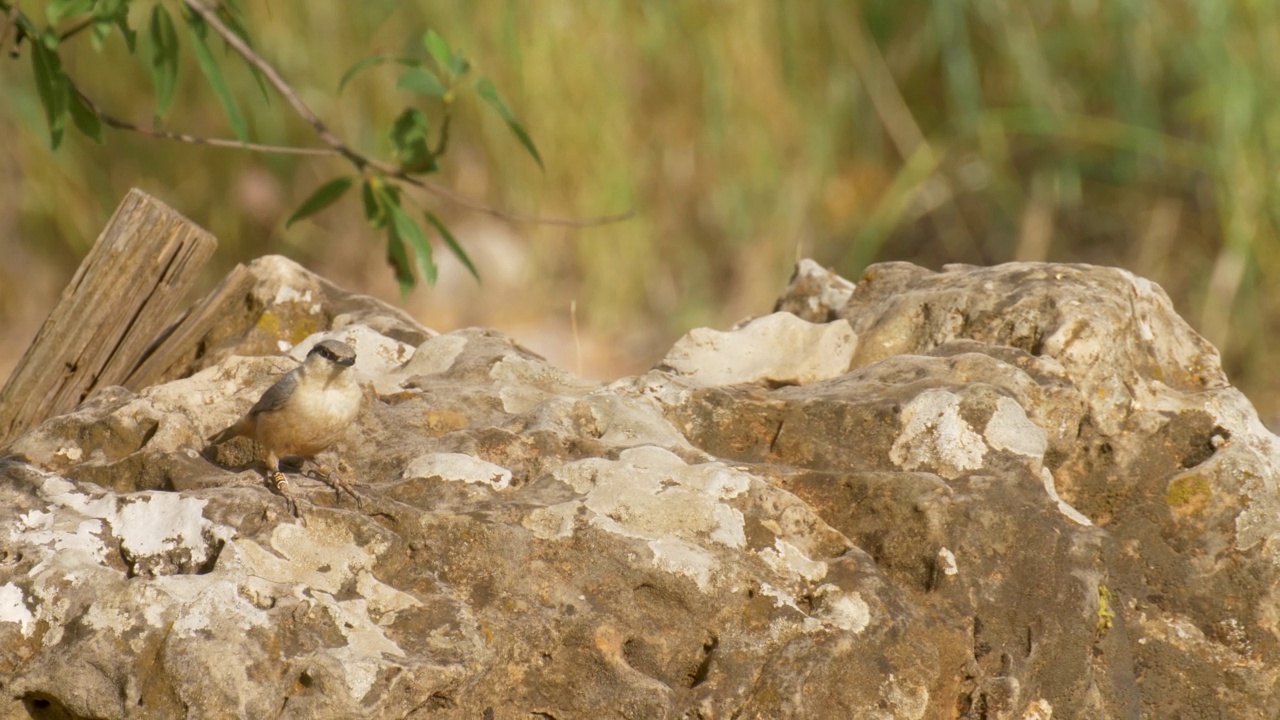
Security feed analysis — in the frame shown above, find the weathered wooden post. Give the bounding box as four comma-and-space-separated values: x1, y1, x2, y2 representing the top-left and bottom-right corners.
0, 189, 217, 444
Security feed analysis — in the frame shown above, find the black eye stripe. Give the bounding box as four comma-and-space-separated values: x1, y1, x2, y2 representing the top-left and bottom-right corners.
310, 343, 355, 364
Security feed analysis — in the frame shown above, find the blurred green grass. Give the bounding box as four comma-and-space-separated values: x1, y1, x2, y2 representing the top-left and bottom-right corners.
3, 1, 1280, 418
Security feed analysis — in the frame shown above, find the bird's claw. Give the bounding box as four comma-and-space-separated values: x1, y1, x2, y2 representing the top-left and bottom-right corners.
269, 471, 300, 518
312, 464, 364, 509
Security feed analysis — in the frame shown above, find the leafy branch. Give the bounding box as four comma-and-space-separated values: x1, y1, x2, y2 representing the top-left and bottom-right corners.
3, 0, 634, 293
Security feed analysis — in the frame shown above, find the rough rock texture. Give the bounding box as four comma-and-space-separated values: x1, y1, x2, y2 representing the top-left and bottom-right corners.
2, 257, 1278, 719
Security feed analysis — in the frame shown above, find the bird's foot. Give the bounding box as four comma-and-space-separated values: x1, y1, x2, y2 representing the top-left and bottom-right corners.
270, 471, 300, 518
312, 464, 365, 508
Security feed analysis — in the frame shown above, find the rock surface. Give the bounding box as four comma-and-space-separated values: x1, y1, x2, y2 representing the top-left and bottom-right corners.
2, 257, 1278, 719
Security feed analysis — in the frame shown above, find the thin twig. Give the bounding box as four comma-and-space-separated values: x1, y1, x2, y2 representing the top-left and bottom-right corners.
86, 95, 334, 156
58, 15, 94, 42
181, 0, 631, 227
1, 2, 29, 58
89, 92, 633, 225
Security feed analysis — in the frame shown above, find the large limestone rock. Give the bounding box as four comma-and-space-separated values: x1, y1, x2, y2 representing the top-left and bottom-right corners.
1, 256, 1276, 718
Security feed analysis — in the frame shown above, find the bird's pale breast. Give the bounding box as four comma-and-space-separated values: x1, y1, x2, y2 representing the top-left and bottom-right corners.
255, 381, 361, 458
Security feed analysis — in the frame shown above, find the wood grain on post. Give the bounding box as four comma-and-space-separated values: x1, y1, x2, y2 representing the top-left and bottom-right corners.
0, 189, 217, 444
122, 263, 255, 390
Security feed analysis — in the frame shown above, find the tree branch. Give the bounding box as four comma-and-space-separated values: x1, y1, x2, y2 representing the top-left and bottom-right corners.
181, 0, 632, 227
76, 87, 334, 156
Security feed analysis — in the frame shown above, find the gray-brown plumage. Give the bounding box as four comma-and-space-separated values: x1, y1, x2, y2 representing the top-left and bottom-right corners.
208, 339, 362, 493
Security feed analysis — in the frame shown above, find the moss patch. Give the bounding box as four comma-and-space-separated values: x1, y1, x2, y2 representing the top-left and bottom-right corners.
1165, 474, 1211, 516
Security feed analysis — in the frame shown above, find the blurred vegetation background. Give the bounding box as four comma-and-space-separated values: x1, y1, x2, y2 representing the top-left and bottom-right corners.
3, 1, 1280, 420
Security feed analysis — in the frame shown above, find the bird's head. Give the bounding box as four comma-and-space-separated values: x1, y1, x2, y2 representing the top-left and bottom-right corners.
305, 339, 357, 370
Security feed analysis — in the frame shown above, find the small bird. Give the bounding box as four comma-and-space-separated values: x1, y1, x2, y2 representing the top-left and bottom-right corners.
207, 339, 363, 502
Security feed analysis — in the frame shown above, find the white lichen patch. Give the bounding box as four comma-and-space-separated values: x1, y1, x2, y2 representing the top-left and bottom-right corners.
6, 478, 173, 645
758, 582, 803, 616
17, 506, 108, 567
312, 592, 407, 701
355, 570, 423, 620
758, 539, 828, 583
812, 584, 871, 634
1040, 468, 1093, 526
549, 446, 753, 590
647, 537, 718, 590
890, 389, 986, 479
270, 284, 319, 313
83, 600, 136, 635
984, 397, 1048, 458
234, 517, 383, 595
937, 547, 958, 576
81, 582, 173, 643
33, 475, 228, 570
212, 518, 414, 699
404, 452, 513, 490
758, 582, 871, 636
115, 494, 217, 562
167, 579, 271, 638
0, 583, 35, 636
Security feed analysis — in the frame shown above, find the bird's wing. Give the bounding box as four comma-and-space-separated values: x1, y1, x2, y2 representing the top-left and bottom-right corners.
248, 370, 298, 417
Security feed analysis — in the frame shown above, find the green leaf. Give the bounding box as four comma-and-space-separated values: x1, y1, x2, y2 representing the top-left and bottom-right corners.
361, 179, 399, 229
421, 30, 470, 77
92, 0, 135, 52
384, 225, 415, 296
388, 201, 437, 286
396, 67, 448, 97
90, 21, 110, 50
185, 10, 247, 141
67, 89, 103, 143
449, 53, 471, 78
89, 6, 113, 50
390, 108, 433, 171
339, 55, 421, 94
375, 185, 425, 293
423, 30, 452, 75
30, 35, 69, 150
148, 4, 179, 118
119, 21, 138, 53
46, 0, 94, 25
286, 177, 354, 228
425, 211, 479, 282
475, 77, 543, 170
340, 55, 390, 94
361, 181, 384, 228
214, 2, 270, 103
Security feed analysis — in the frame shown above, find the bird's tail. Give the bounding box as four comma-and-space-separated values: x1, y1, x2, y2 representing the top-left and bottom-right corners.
207, 418, 249, 446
